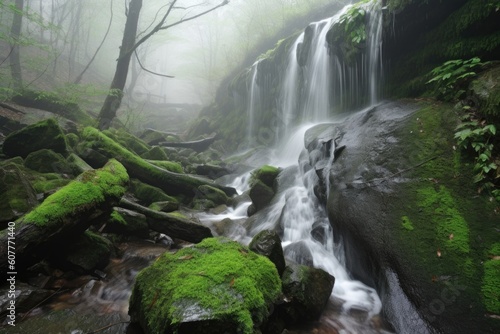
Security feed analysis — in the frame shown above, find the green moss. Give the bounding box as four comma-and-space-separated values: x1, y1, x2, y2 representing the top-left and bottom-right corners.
12, 89, 94, 125
21, 159, 129, 228
110, 210, 127, 226
65, 133, 79, 149
250, 165, 280, 188
196, 185, 229, 205
386, 0, 500, 98
32, 178, 70, 193
130, 179, 177, 205
147, 160, 184, 173
103, 128, 150, 155
130, 237, 281, 333
141, 146, 169, 161
482, 258, 500, 314
401, 215, 414, 231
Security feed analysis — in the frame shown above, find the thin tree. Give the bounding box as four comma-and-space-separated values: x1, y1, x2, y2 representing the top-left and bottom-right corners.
10, 0, 24, 90
97, 0, 229, 130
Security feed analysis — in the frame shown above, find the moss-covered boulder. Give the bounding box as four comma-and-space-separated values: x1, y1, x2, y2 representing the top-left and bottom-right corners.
60, 231, 114, 273
102, 208, 149, 239
281, 263, 335, 322
0, 163, 38, 223
2, 118, 68, 158
141, 146, 169, 160
249, 230, 286, 276
130, 179, 177, 206
129, 237, 281, 334
149, 201, 179, 213
196, 185, 229, 206
24, 149, 72, 174
250, 164, 281, 188
31, 174, 70, 194
469, 65, 500, 123
0, 159, 129, 272
67, 153, 93, 174
147, 160, 184, 173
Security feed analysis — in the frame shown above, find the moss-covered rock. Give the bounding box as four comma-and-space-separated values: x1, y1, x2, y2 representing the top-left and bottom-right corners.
2, 118, 68, 158
469, 64, 500, 122
31, 175, 70, 194
141, 146, 169, 160
61, 231, 114, 273
148, 201, 179, 213
326, 101, 499, 333
130, 179, 177, 206
250, 164, 281, 188
67, 153, 93, 174
65, 133, 80, 149
196, 185, 229, 206
129, 237, 281, 334
147, 159, 184, 173
0, 163, 38, 223
102, 208, 149, 239
24, 149, 72, 174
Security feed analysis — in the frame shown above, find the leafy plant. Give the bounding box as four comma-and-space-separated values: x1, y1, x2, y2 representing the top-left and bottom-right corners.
339, 3, 368, 45
455, 113, 499, 199
426, 57, 488, 101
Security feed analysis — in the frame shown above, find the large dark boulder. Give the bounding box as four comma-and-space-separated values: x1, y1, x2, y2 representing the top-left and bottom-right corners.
249, 230, 286, 276
129, 237, 281, 334
281, 263, 335, 323
24, 149, 72, 174
321, 101, 499, 333
2, 118, 68, 158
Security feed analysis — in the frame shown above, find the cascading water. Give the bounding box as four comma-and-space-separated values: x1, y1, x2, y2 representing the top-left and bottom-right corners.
207, 0, 388, 331
246, 61, 261, 148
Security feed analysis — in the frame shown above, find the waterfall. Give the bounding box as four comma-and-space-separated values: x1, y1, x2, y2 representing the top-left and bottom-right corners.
246, 61, 260, 147
204, 0, 386, 330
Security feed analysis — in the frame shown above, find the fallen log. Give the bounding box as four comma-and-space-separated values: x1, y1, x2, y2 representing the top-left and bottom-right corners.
159, 135, 217, 152
0, 159, 129, 272
119, 198, 212, 243
80, 127, 236, 197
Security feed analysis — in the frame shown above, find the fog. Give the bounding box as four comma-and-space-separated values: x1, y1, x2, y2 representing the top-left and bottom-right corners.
1, 0, 348, 106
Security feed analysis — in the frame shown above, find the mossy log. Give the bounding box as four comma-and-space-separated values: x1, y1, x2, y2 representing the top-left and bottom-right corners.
119, 198, 212, 243
0, 159, 129, 272
81, 127, 236, 197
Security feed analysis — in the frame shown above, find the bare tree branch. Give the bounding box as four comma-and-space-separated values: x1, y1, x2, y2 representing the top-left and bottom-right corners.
161, 0, 229, 30
134, 49, 174, 78
121, 0, 229, 60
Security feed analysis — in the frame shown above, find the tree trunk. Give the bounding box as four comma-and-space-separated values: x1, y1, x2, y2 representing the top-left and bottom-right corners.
10, 0, 24, 90
98, 0, 142, 130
